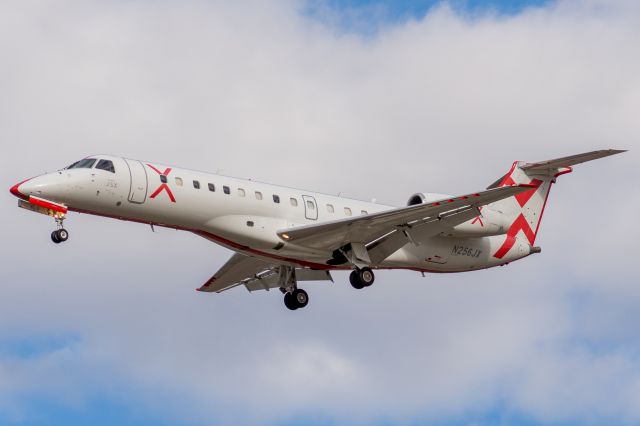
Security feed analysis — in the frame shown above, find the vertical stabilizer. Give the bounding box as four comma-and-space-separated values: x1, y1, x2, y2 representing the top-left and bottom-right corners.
487, 149, 625, 259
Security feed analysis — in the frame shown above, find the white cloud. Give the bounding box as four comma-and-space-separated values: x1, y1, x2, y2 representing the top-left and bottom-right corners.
0, 0, 639, 424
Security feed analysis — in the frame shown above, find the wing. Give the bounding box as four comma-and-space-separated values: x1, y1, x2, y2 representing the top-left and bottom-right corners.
277, 185, 533, 253
197, 253, 275, 292
197, 253, 333, 293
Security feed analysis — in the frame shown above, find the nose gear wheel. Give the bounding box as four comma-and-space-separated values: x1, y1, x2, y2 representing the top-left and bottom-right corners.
50, 214, 69, 244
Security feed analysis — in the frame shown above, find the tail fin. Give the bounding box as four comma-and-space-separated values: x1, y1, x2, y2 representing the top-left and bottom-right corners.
488, 149, 625, 259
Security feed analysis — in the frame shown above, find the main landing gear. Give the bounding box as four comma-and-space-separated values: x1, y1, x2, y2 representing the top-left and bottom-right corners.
283, 288, 309, 311
50, 214, 69, 244
278, 266, 309, 311
349, 267, 375, 289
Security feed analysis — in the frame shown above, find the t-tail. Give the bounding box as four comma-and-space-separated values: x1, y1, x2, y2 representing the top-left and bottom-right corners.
486, 149, 626, 259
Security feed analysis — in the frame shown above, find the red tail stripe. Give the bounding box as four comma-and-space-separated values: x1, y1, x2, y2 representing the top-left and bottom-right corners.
498, 162, 518, 187
493, 214, 535, 259
514, 179, 542, 207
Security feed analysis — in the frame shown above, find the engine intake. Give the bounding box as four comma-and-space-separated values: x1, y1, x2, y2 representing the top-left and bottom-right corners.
407, 193, 453, 206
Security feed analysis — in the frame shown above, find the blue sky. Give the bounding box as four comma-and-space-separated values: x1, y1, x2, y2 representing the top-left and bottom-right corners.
303, 0, 551, 34
1, 0, 638, 425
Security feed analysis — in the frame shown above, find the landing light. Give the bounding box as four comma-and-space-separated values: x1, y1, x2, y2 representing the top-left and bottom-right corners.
282, 233, 290, 240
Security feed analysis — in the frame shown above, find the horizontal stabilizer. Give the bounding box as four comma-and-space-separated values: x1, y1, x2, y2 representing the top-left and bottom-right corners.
521, 149, 626, 172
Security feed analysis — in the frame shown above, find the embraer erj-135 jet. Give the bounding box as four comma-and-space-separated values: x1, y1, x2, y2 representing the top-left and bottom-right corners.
10, 149, 624, 310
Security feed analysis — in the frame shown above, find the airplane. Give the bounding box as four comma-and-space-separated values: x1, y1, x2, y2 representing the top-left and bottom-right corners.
10, 149, 625, 310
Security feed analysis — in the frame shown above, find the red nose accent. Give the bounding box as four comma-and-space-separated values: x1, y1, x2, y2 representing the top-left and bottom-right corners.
9, 179, 30, 200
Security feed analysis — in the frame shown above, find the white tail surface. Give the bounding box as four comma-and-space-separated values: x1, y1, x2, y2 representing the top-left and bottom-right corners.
488, 149, 625, 259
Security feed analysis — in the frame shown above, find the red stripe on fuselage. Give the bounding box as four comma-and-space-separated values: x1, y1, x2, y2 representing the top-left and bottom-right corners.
66, 207, 474, 274
9, 178, 32, 201
29, 196, 68, 214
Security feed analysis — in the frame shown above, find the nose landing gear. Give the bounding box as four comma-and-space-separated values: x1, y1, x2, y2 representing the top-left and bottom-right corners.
51, 229, 69, 244
50, 214, 69, 244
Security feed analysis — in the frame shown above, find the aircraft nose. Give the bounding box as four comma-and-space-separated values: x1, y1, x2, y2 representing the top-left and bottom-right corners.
9, 179, 31, 200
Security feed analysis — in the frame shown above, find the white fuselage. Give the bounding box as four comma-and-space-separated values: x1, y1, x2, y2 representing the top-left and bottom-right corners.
12, 155, 533, 273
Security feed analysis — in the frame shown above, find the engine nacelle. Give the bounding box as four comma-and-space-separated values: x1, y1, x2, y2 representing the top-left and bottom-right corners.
406, 192, 510, 237
407, 193, 453, 206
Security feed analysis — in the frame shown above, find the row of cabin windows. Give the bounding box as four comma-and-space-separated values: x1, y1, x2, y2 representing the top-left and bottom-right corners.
161, 175, 368, 216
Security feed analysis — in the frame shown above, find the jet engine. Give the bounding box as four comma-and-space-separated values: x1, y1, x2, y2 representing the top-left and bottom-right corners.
407, 193, 453, 206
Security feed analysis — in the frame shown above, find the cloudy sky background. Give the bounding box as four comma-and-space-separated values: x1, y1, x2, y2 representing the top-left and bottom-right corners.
1, 0, 639, 424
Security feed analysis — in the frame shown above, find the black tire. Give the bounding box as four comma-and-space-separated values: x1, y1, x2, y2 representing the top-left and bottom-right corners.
359, 267, 375, 287
57, 229, 69, 242
349, 270, 365, 289
284, 292, 298, 310
293, 289, 309, 308
51, 231, 61, 244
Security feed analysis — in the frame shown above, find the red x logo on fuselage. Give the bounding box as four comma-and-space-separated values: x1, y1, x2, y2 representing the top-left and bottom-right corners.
471, 206, 484, 227
147, 164, 176, 203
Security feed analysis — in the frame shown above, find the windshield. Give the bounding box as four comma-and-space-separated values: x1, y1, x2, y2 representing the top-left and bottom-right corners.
95, 159, 115, 173
66, 158, 97, 169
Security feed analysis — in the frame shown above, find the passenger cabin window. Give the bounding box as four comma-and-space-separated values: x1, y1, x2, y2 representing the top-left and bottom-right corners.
255, 191, 263, 200
160, 175, 167, 183
361, 210, 368, 215
273, 195, 280, 203
306, 201, 315, 210
344, 207, 352, 216
327, 204, 334, 213
175, 177, 183, 186
223, 186, 230, 194
238, 188, 246, 197
208, 183, 215, 192
193, 180, 200, 189
67, 158, 96, 169
290, 198, 298, 207
96, 159, 115, 173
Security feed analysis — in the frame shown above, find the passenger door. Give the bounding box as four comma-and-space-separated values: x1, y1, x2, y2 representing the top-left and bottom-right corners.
125, 159, 148, 203
302, 195, 318, 220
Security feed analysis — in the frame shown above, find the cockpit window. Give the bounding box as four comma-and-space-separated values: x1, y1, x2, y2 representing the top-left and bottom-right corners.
67, 158, 97, 169
95, 159, 115, 173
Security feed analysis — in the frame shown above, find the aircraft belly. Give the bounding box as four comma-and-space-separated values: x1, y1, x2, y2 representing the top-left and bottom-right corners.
381, 235, 532, 272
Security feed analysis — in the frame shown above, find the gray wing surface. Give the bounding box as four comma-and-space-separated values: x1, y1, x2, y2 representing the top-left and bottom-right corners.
198, 253, 333, 293
277, 185, 533, 252
197, 253, 275, 293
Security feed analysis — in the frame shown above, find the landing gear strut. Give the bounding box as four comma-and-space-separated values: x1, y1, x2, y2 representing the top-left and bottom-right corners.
349, 267, 375, 289
50, 214, 69, 244
284, 288, 309, 311
278, 266, 309, 311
